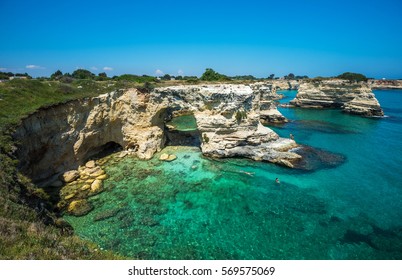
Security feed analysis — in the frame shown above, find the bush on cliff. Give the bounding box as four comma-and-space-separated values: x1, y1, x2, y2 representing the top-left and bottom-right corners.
114, 74, 157, 83
72, 69, 96, 80
337, 72, 368, 82
200, 68, 230, 81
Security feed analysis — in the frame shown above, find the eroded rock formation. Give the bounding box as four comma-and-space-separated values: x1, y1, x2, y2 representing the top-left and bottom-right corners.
14, 84, 298, 184
252, 82, 288, 124
290, 79, 384, 117
370, 79, 402, 89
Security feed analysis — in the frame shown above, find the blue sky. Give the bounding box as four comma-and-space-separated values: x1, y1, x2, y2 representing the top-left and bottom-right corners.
1, 0, 401, 78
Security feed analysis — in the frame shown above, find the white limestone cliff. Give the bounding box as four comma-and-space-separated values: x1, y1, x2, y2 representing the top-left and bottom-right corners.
14, 84, 299, 183
290, 79, 384, 117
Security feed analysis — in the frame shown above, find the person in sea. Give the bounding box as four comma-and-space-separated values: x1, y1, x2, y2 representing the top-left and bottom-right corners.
290, 133, 294, 140
275, 178, 280, 184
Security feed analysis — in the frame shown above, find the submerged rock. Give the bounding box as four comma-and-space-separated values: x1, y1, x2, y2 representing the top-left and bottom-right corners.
159, 153, 177, 162
159, 153, 169, 161
67, 199, 93, 216
291, 145, 346, 171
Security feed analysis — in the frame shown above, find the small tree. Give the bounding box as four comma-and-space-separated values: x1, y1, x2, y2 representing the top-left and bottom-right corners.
200, 68, 229, 81
285, 73, 295, 80
97, 72, 108, 81
161, 74, 171, 80
72, 69, 95, 79
50, 70, 63, 80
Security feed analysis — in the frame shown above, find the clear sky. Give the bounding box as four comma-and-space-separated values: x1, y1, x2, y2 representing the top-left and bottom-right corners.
1, 0, 401, 78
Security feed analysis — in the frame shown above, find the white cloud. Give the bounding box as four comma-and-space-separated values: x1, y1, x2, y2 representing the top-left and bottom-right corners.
103, 66, 113, 71
26, 64, 44, 69
178, 69, 184, 76
91, 66, 98, 71
155, 69, 164, 76
0, 67, 7, 71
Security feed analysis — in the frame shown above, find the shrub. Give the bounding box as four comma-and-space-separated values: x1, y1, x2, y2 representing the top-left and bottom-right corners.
202, 133, 209, 143
200, 68, 230, 81
337, 72, 368, 82
235, 110, 247, 123
72, 69, 95, 80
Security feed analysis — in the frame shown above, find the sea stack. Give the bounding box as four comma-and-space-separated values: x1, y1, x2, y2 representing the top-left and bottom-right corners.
290, 79, 384, 117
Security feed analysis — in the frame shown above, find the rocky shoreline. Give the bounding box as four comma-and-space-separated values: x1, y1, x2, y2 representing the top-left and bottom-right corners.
12, 80, 384, 187
13, 83, 297, 186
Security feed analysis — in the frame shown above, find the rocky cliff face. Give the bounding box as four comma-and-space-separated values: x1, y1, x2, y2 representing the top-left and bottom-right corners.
251, 82, 288, 124
14, 84, 299, 184
14, 89, 166, 183
290, 79, 384, 117
370, 79, 402, 89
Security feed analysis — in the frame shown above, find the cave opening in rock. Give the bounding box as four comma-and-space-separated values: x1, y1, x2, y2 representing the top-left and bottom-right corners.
85, 141, 123, 161
165, 113, 201, 147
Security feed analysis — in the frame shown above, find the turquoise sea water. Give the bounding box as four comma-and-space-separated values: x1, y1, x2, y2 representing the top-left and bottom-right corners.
65, 89, 402, 259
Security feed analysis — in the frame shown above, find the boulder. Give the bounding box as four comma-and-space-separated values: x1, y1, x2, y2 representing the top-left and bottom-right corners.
81, 184, 91, 191
65, 193, 76, 200
96, 174, 108, 180
159, 153, 177, 162
91, 179, 103, 193
159, 153, 169, 161
167, 154, 177, 161
85, 160, 96, 168
60, 170, 79, 183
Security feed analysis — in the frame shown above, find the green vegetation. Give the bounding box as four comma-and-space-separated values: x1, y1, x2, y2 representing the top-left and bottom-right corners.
235, 110, 247, 123
113, 74, 157, 83
202, 133, 209, 143
337, 72, 368, 82
71, 69, 96, 80
50, 70, 63, 80
200, 68, 230, 81
230, 75, 257, 80
0, 72, 32, 80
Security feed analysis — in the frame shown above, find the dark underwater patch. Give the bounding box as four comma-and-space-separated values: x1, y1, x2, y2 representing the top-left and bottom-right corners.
291, 145, 346, 171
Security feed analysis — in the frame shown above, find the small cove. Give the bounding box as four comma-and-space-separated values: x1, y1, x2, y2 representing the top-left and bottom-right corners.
64, 89, 402, 259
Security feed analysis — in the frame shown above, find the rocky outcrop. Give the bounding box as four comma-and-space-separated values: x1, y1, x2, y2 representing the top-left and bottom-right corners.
251, 82, 288, 124
14, 83, 300, 184
370, 79, 402, 89
290, 79, 384, 117
154, 84, 299, 165
273, 80, 299, 90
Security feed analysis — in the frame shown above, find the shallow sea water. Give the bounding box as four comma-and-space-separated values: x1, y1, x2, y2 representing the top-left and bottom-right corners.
65, 90, 402, 259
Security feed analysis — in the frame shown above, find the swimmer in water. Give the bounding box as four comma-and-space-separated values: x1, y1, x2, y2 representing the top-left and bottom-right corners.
275, 178, 280, 184
240, 170, 254, 177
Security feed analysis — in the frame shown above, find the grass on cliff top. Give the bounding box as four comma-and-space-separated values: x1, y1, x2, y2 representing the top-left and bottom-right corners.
0, 79, 133, 130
